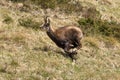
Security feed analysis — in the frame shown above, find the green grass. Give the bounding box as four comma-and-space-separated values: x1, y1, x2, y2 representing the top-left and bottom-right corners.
18, 16, 42, 30
78, 17, 120, 40
0, 1, 120, 80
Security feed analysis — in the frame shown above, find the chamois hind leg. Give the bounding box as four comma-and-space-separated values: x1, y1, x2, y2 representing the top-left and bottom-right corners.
75, 37, 82, 50
64, 42, 77, 61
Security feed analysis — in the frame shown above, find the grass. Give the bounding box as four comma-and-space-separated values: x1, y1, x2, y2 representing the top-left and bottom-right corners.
78, 17, 120, 41
0, 1, 120, 80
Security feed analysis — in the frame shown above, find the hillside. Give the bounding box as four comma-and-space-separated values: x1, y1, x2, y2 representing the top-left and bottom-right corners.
0, 0, 120, 80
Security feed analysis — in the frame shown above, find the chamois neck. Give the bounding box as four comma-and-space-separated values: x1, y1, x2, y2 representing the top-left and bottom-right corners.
46, 26, 58, 43
47, 25, 55, 33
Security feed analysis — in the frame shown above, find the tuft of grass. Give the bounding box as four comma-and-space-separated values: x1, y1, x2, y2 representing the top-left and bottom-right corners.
58, 0, 83, 14
3, 14, 13, 24
18, 17, 42, 30
0, 68, 6, 73
31, 0, 57, 9
9, 0, 83, 14
83, 37, 99, 49
10, 59, 19, 67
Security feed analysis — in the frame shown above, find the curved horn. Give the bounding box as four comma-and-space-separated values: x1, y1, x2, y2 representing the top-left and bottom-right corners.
47, 18, 50, 24
44, 16, 48, 23
44, 16, 50, 23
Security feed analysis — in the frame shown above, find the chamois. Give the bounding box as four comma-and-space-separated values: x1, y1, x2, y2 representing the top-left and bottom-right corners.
41, 17, 83, 60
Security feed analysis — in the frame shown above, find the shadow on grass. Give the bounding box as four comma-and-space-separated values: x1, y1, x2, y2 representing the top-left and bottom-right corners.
32, 45, 74, 60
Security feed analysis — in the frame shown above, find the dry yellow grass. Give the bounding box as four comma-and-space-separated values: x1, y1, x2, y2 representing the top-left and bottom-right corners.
0, 1, 120, 80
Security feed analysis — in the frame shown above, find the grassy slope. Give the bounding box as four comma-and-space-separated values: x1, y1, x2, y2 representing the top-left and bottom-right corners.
80, 0, 120, 23
0, 1, 120, 80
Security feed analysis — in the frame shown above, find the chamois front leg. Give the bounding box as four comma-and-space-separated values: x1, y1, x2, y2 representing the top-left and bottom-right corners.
64, 42, 71, 54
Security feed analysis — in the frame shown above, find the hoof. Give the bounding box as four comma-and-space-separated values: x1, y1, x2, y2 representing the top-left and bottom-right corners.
69, 53, 77, 61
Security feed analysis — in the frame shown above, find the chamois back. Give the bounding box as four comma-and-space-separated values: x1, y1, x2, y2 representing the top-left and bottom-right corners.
55, 25, 83, 41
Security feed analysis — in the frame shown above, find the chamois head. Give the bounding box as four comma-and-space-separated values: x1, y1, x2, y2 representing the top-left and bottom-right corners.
41, 16, 51, 31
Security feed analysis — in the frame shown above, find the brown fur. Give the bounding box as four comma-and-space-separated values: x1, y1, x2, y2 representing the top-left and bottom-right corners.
54, 26, 83, 49
41, 17, 83, 60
